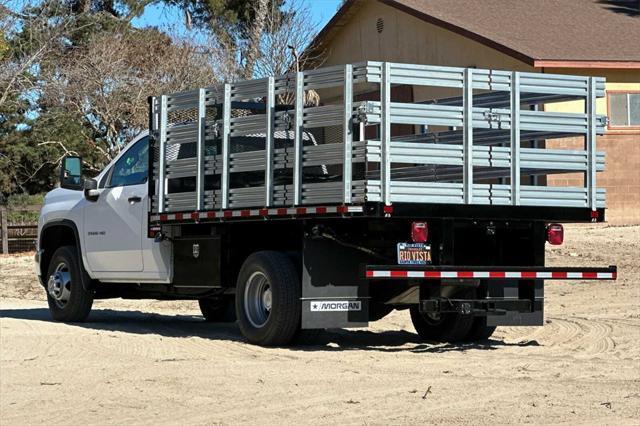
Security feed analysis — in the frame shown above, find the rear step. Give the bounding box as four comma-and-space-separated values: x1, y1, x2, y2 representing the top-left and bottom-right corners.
364, 265, 617, 280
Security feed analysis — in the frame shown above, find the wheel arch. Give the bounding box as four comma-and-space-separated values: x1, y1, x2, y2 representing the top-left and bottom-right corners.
40, 220, 93, 290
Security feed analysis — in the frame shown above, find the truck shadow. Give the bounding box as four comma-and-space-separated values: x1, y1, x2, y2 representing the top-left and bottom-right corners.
307, 329, 540, 354
0, 307, 539, 353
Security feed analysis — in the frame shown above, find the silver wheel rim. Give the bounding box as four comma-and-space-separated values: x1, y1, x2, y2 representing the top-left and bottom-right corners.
244, 271, 272, 328
47, 262, 71, 309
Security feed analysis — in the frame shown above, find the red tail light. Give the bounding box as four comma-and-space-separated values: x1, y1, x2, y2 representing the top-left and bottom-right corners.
547, 224, 564, 245
411, 222, 428, 243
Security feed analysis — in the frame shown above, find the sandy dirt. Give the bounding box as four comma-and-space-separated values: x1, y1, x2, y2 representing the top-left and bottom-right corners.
1, 225, 639, 425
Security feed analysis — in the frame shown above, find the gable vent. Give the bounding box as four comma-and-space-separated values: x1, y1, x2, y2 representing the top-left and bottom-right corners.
376, 18, 384, 33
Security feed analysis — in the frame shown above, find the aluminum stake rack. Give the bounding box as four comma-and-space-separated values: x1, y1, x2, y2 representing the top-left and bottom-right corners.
148, 61, 607, 224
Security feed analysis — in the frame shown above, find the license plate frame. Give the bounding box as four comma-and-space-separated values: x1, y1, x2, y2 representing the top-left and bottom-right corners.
397, 242, 431, 265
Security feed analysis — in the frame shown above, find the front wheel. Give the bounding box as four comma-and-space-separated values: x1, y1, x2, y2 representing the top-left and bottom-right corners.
46, 246, 93, 322
235, 251, 301, 346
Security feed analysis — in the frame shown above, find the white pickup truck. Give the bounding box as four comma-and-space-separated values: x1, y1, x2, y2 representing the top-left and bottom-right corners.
36, 61, 617, 346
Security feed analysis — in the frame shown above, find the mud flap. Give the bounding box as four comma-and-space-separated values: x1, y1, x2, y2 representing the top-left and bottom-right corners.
301, 237, 370, 329
486, 279, 544, 326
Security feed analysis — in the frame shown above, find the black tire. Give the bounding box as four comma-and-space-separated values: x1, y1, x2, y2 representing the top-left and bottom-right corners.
235, 251, 301, 346
409, 307, 474, 343
293, 328, 324, 346
45, 246, 93, 322
198, 298, 236, 322
464, 317, 497, 342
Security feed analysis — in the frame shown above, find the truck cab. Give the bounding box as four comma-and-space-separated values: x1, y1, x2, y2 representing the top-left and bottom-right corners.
37, 133, 171, 287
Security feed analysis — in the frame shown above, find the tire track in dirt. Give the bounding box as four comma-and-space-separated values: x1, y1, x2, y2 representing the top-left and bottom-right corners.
507, 315, 617, 358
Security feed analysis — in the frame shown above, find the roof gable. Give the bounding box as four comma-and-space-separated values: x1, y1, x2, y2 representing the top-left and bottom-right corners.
312, 0, 640, 68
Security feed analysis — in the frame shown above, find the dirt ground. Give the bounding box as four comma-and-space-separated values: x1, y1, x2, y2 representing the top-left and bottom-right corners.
1, 224, 639, 425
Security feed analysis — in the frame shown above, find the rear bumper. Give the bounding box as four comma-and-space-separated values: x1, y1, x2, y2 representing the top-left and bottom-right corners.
364, 265, 617, 280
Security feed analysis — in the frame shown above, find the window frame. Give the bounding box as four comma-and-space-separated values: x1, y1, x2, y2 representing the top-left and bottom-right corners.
106, 136, 150, 188
606, 90, 640, 131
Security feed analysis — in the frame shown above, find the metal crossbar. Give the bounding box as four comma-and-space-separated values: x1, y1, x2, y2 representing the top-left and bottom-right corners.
149, 61, 607, 215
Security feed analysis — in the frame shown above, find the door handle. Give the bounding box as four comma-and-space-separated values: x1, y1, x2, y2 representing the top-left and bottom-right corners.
128, 196, 142, 204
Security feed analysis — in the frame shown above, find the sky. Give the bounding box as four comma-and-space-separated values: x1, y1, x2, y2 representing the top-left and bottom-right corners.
131, 0, 343, 36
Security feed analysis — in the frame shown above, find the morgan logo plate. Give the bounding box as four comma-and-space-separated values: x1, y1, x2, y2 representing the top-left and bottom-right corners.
310, 301, 362, 312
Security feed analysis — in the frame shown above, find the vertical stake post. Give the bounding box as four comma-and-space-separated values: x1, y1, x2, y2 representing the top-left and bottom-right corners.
265, 77, 275, 207
196, 88, 206, 211
381, 62, 391, 206
463, 68, 474, 204
221, 83, 231, 209
587, 77, 597, 210
158, 95, 168, 213
510, 71, 521, 205
293, 72, 304, 206
343, 64, 353, 204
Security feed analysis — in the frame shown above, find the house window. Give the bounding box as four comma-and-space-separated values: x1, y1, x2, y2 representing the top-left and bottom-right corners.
608, 92, 640, 127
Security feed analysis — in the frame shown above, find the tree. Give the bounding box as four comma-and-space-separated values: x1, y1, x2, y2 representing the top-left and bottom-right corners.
180, 0, 277, 79
0, 0, 217, 196
0, 0, 323, 198
42, 27, 217, 158
254, 1, 322, 78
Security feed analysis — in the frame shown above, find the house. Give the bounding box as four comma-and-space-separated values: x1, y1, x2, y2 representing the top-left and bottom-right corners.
307, 0, 640, 224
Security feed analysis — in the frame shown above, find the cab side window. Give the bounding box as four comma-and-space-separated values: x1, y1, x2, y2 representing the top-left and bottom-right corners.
108, 137, 149, 187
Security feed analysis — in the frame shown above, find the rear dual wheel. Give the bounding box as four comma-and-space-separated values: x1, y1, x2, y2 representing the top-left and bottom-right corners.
409, 308, 496, 343
410, 308, 474, 343
235, 251, 301, 346
464, 317, 497, 342
198, 298, 236, 322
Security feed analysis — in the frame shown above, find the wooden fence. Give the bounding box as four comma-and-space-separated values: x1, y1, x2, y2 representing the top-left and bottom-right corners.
0, 205, 40, 254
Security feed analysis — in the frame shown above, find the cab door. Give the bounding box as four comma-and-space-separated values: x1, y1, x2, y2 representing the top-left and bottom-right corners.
83, 137, 148, 273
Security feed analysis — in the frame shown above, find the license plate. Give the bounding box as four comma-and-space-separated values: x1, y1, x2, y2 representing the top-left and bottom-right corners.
397, 243, 431, 265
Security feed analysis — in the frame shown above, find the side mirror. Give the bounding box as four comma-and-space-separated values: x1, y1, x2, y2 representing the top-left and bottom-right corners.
60, 156, 83, 190
84, 178, 100, 202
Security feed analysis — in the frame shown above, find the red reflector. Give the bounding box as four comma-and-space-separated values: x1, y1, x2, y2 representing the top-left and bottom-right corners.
547, 224, 564, 245
591, 210, 599, 219
411, 222, 428, 243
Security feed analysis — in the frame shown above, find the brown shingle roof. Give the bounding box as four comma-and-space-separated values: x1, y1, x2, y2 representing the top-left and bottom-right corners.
314, 0, 640, 67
